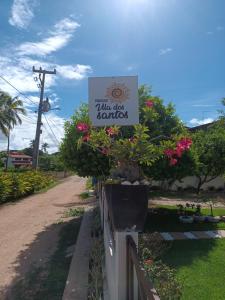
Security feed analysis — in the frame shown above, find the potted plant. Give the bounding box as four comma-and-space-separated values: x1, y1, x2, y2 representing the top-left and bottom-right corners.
76, 101, 193, 231
178, 203, 194, 224
193, 204, 205, 222
205, 203, 221, 223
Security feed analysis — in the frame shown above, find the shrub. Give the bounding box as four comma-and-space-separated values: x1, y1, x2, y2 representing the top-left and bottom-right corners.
0, 171, 55, 204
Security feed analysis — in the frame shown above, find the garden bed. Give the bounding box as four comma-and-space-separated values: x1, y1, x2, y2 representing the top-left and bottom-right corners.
144, 205, 225, 233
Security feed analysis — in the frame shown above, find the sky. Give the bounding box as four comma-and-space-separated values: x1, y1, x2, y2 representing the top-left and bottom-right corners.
0, 0, 225, 153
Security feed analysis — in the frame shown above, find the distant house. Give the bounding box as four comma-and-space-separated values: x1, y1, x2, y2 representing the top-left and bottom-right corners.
5, 152, 32, 168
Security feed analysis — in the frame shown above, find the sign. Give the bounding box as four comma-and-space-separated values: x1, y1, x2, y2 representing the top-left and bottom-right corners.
88, 76, 139, 126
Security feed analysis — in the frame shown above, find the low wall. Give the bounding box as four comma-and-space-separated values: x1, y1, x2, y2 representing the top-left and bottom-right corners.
152, 176, 225, 191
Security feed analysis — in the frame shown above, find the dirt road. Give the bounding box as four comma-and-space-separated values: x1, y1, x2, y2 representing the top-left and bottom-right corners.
0, 175, 86, 298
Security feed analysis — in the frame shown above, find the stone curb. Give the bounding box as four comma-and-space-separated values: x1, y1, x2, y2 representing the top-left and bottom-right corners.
62, 207, 94, 300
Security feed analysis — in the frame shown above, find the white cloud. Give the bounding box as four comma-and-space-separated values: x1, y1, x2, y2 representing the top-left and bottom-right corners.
0, 110, 65, 153
189, 118, 214, 126
0, 16, 92, 152
57, 64, 92, 80
159, 48, 172, 56
192, 104, 215, 107
9, 0, 38, 29
17, 18, 80, 56
206, 31, 213, 35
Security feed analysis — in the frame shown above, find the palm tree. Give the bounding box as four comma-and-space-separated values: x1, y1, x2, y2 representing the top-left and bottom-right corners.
41, 142, 49, 154
0, 91, 26, 170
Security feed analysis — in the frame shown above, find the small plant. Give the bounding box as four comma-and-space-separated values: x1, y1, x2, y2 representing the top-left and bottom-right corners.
195, 204, 202, 215
79, 191, 90, 200
88, 208, 104, 300
139, 234, 182, 300
62, 207, 84, 218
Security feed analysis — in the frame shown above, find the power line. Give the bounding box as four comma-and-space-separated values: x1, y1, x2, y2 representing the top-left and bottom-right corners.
0, 74, 37, 106
43, 114, 60, 145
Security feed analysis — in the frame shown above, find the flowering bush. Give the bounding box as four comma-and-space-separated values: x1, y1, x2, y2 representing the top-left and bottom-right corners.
76, 100, 192, 182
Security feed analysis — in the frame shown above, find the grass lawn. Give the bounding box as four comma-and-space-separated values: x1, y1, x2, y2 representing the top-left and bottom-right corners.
162, 239, 225, 300
144, 205, 225, 232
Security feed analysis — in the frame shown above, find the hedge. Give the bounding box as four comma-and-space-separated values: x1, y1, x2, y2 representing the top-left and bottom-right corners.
0, 171, 55, 204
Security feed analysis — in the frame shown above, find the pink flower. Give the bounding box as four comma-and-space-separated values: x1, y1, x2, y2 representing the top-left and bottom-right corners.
101, 148, 109, 155
106, 127, 118, 137
164, 149, 176, 158
170, 158, 178, 166
76, 122, 89, 133
82, 134, 90, 142
177, 138, 192, 151
146, 99, 154, 108
175, 146, 183, 158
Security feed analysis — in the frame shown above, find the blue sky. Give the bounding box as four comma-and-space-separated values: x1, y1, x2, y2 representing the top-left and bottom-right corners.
0, 0, 224, 152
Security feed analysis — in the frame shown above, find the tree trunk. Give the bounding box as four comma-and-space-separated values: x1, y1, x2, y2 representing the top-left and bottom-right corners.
196, 176, 202, 194
5, 131, 10, 171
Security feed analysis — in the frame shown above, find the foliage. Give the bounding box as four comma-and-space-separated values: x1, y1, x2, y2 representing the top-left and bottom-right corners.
60, 86, 188, 179
39, 152, 65, 171
88, 208, 104, 300
75, 90, 191, 181
144, 146, 195, 186
0, 170, 55, 204
60, 103, 111, 178
62, 207, 84, 218
0, 91, 26, 136
191, 124, 225, 193
139, 234, 182, 300
138, 85, 185, 138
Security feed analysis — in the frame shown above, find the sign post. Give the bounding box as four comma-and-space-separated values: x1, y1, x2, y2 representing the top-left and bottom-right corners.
89, 76, 139, 126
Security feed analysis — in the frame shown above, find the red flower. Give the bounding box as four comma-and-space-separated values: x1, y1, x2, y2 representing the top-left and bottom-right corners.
82, 134, 90, 142
76, 122, 89, 133
101, 148, 109, 155
106, 127, 118, 137
164, 149, 176, 158
170, 158, 178, 166
146, 100, 154, 108
175, 146, 183, 158
144, 259, 154, 266
177, 138, 192, 151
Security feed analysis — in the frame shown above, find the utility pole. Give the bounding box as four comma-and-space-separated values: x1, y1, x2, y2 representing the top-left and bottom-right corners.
32, 67, 56, 169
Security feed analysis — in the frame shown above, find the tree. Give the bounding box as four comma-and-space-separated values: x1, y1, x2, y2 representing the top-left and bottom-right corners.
144, 150, 196, 189
41, 142, 49, 154
60, 87, 187, 179
191, 124, 225, 193
138, 85, 185, 139
0, 92, 26, 170
60, 103, 111, 177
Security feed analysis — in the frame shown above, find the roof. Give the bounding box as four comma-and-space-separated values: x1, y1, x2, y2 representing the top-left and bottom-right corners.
9, 152, 32, 159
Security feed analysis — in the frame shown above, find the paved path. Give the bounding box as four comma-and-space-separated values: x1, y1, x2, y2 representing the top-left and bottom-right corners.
0, 175, 86, 299
159, 230, 225, 240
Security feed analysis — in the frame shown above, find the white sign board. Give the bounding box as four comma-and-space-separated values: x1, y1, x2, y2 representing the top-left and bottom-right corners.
89, 76, 139, 126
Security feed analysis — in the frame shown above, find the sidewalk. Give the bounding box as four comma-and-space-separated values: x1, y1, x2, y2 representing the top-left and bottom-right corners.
159, 230, 225, 240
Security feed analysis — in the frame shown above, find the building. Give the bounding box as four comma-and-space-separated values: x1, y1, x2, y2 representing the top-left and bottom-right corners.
5, 152, 32, 168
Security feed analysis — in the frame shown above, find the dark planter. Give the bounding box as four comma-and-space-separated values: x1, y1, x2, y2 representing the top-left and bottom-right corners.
104, 184, 148, 232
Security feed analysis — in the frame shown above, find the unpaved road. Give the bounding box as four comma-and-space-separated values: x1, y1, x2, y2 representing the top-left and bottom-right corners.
0, 175, 86, 299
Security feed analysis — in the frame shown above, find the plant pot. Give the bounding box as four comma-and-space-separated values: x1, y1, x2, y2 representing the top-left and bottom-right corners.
104, 184, 148, 231
193, 215, 205, 222
205, 216, 221, 223
179, 216, 194, 224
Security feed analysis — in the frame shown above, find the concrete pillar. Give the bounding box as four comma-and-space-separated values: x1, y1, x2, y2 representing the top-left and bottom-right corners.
114, 231, 138, 300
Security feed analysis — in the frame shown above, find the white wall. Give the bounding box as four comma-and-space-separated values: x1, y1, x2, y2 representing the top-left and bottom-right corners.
151, 176, 225, 191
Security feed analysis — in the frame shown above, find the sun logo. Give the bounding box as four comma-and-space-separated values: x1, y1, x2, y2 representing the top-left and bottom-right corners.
105, 83, 130, 103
